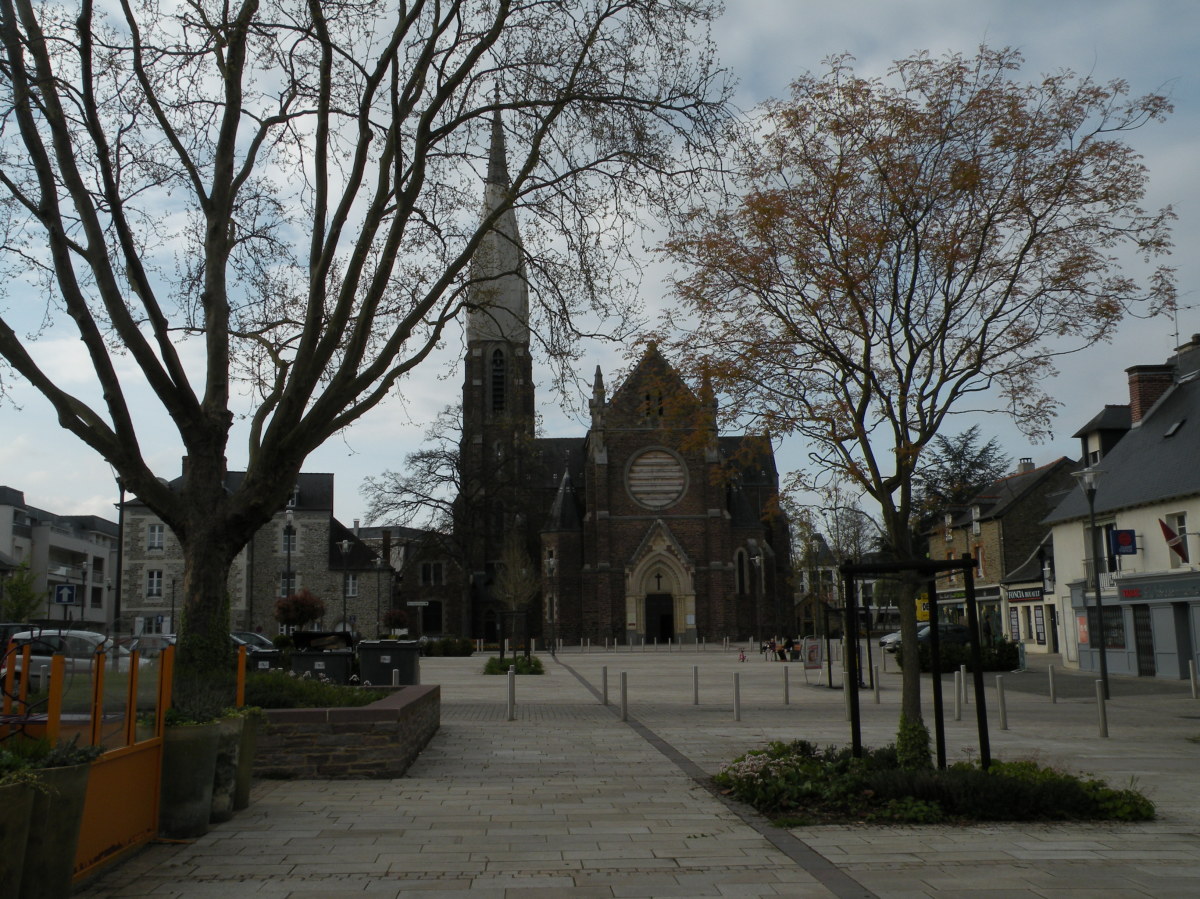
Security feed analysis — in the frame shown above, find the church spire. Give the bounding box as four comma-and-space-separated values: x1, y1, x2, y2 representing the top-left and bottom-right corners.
466, 105, 529, 344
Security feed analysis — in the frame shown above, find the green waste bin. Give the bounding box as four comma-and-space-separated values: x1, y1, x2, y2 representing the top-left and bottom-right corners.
357, 640, 420, 685
290, 649, 354, 684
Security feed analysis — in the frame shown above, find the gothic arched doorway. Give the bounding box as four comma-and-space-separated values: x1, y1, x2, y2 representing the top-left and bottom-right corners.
645, 594, 674, 642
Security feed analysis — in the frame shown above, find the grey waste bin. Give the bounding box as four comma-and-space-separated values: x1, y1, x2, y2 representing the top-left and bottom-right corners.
357, 640, 421, 685
290, 649, 354, 684
246, 649, 284, 672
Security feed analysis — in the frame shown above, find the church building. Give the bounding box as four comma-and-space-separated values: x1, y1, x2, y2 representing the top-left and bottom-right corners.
436, 114, 792, 645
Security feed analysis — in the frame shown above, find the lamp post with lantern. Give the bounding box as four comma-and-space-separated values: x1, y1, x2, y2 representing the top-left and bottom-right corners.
340, 538, 352, 634
1073, 466, 1110, 700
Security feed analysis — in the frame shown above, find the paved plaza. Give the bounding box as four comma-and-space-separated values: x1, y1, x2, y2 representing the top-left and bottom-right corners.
78, 646, 1200, 897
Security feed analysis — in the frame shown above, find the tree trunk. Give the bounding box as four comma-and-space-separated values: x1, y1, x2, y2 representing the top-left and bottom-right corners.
173, 495, 245, 720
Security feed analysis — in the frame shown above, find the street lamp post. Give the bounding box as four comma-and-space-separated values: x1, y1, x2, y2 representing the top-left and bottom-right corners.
751, 550, 763, 644
284, 508, 295, 603
1073, 466, 1110, 700
545, 556, 557, 657
341, 538, 352, 634
375, 556, 384, 639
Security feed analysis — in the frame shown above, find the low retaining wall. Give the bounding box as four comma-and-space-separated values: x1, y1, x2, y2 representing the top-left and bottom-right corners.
254, 684, 440, 779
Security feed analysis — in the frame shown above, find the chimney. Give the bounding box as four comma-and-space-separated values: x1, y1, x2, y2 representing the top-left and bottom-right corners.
1126, 364, 1174, 423
1017, 457, 1034, 474
353, 518, 360, 535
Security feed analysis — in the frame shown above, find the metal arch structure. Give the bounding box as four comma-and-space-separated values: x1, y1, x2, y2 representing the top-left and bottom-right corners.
839, 553, 991, 770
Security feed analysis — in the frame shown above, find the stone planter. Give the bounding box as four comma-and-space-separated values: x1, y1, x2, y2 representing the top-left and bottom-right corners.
210, 715, 245, 823
233, 713, 261, 811
0, 780, 34, 896
21, 763, 91, 899
159, 721, 220, 839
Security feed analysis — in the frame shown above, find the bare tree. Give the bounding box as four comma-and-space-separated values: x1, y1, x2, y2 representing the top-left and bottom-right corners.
663, 47, 1173, 740
0, 0, 729, 710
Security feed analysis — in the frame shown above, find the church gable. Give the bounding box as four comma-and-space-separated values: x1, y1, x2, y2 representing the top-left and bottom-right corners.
625, 519, 696, 597
606, 343, 704, 430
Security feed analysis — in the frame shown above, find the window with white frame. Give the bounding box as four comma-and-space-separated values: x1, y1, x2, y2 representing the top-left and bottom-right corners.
282, 526, 297, 553
147, 569, 163, 597
345, 573, 358, 597
147, 523, 164, 550
279, 571, 296, 597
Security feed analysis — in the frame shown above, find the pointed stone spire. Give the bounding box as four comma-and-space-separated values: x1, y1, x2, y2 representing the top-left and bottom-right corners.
488, 103, 510, 187
466, 104, 529, 344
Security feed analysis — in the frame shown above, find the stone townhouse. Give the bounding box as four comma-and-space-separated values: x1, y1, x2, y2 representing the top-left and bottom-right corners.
121, 472, 388, 637
931, 457, 1077, 653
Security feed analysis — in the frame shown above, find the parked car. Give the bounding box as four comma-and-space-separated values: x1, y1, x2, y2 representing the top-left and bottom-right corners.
131, 633, 176, 659
231, 631, 275, 651
886, 623, 973, 653
2, 628, 146, 685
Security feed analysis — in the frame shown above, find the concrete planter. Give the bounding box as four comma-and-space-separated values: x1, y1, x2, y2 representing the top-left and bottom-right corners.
159, 721, 220, 838
210, 715, 245, 824
20, 763, 91, 899
0, 780, 34, 895
233, 713, 261, 811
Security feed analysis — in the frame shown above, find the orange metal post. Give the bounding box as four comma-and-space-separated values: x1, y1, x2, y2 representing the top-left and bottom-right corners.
156, 645, 174, 736
125, 650, 141, 746
236, 644, 247, 707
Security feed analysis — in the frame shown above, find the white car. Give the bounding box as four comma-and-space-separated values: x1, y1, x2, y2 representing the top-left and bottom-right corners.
3, 628, 145, 685
879, 630, 902, 652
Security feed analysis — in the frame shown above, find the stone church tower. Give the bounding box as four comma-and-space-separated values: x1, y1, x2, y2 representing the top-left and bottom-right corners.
458, 111, 539, 639
456, 113, 791, 645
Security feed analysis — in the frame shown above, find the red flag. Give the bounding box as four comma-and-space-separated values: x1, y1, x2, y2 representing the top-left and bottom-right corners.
1159, 519, 1190, 563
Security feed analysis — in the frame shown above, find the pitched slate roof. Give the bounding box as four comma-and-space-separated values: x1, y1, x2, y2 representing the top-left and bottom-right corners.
1045, 372, 1200, 523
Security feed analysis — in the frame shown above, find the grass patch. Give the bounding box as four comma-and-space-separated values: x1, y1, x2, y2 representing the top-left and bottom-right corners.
482, 655, 545, 675
714, 740, 1154, 824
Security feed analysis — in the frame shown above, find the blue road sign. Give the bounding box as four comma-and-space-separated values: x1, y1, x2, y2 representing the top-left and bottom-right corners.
54, 584, 77, 605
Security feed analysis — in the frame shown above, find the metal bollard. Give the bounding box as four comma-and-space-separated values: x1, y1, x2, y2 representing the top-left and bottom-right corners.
507, 666, 516, 721
1190, 660, 1198, 700
693, 665, 700, 705
873, 666, 880, 704
1096, 680, 1108, 738
602, 666, 609, 706
954, 670, 962, 721
734, 672, 742, 721
996, 675, 1008, 730
391, 668, 399, 687
960, 664, 969, 704
1049, 664, 1057, 703
783, 666, 790, 706
621, 672, 628, 722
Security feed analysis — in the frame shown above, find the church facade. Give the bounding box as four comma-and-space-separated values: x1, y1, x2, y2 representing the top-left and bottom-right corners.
428, 115, 792, 644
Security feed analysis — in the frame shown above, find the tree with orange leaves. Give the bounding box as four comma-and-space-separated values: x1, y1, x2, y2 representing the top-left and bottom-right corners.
663, 46, 1175, 744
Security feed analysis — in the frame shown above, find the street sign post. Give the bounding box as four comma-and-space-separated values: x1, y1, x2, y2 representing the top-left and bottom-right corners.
54, 584, 77, 605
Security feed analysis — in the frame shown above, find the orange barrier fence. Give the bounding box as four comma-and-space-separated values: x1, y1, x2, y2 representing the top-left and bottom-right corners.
2, 639, 250, 884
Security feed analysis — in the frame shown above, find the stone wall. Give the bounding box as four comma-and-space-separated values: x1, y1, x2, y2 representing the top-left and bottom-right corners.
253, 684, 440, 779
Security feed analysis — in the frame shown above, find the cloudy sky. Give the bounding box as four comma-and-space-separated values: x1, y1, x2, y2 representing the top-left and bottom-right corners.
2, 0, 1196, 526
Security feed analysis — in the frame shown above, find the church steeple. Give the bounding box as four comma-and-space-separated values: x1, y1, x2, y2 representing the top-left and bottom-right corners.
465, 108, 529, 345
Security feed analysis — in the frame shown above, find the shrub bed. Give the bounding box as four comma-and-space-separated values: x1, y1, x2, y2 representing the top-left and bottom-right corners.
896, 639, 1020, 673
714, 740, 1154, 825
420, 637, 476, 657
243, 671, 382, 708
482, 655, 544, 675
